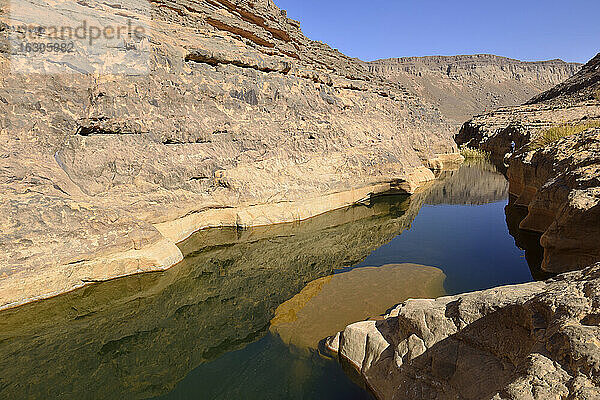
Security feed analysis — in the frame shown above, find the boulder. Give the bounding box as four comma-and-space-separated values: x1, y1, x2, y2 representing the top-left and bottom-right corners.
329, 264, 600, 400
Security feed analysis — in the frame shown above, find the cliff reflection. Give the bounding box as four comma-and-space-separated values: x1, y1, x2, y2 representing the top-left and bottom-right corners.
0, 194, 420, 399
426, 159, 509, 205
0, 160, 526, 400
504, 196, 553, 281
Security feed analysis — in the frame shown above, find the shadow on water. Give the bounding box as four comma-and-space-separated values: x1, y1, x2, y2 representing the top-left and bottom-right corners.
0, 159, 547, 399
504, 195, 554, 281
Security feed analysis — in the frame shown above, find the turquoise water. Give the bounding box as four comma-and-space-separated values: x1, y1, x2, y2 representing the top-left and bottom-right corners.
0, 161, 542, 400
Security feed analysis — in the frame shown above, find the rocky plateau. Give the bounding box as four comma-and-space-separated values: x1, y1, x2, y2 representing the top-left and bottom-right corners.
369, 55, 581, 126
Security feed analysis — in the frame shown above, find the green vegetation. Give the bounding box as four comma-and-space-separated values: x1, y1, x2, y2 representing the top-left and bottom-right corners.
460, 146, 490, 160
529, 121, 600, 150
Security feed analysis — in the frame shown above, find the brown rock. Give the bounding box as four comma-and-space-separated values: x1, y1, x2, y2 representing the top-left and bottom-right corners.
270, 263, 446, 351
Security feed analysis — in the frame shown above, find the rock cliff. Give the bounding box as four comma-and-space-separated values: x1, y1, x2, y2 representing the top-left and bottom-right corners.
0, 0, 462, 309
369, 55, 580, 126
457, 53, 600, 274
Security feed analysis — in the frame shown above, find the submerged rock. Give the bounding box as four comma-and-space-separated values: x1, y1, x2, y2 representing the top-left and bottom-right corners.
270, 264, 446, 351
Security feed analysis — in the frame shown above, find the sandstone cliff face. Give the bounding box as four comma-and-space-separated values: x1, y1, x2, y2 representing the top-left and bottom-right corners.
369, 54, 581, 126
456, 53, 600, 273
328, 264, 600, 400
330, 54, 600, 399
0, 0, 462, 309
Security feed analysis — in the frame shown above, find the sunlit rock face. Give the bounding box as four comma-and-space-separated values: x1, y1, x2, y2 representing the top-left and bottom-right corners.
270, 264, 446, 351
0, 0, 460, 309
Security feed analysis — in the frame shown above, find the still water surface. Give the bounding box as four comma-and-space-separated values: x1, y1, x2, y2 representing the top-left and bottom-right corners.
0, 161, 542, 399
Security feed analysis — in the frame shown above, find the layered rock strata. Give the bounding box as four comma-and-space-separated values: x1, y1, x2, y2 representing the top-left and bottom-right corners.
369, 55, 581, 126
0, 0, 461, 309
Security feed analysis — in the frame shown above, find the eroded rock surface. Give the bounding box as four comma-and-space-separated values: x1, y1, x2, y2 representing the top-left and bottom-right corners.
370, 55, 580, 126
329, 264, 600, 400
457, 53, 600, 273
0, 0, 462, 309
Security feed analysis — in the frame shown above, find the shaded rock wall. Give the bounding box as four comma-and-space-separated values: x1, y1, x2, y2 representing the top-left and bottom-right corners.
506, 129, 600, 273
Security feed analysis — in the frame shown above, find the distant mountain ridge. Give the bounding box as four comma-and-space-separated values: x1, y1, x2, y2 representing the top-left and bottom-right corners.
369, 54, 581, 125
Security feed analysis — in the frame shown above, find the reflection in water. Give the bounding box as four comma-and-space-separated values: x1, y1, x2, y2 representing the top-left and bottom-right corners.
153, 333, 372, 400
0, 194, 421, 399
353, 160, 535, 294
504, 196, 553, 281
0, 160, 540, 399
426, 159, 509, 205
270, 264, 446, 351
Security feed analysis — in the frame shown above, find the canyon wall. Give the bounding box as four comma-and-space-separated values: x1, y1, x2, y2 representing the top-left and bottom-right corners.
369, 55, 580, 126
457, 53, 600, 274
0, 0, 462, 309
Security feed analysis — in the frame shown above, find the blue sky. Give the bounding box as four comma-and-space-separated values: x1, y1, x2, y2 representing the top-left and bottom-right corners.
274, 0, 599, 63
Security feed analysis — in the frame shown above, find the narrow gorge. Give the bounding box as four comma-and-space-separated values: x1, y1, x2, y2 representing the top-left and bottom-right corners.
1, 0, 599, 399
